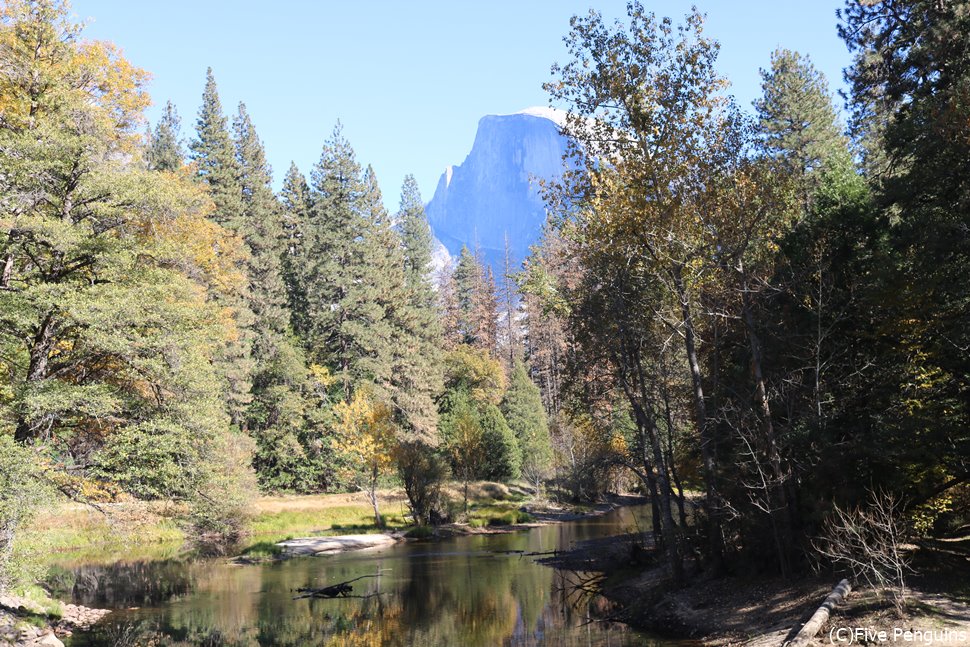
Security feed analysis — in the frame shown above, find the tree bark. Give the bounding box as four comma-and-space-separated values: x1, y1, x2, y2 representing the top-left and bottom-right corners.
740, 269, 792, 577
15, 310, 57, 443
671, 262, 722, 568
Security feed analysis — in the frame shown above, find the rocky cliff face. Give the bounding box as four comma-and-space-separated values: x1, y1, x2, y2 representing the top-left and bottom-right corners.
426, 108, 572, 272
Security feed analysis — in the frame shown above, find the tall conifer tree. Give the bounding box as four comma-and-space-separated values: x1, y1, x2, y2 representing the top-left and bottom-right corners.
395, 175, 443, 441
280, 162, 312, 338
147, 100, 184, 172
189, 69, 254, 425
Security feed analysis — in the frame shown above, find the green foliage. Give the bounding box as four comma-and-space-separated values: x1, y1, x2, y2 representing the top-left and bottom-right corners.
0, 436, 54, 593
188, 431, 258, 544
443, 346, 506, 405
147, 100, 184, 172
755, 49, 849, 187
0, 2, 258, 553
188, 68, 255, 425
478, 405, 519, 482
441, 390, 519, 483
396, 441, 449, 525
190, 68, 244, 229
501, 361, 552, 485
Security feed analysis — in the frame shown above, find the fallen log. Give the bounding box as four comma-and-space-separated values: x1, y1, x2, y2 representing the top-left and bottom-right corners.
784, 579, 851, 647
294, 572, 388, 600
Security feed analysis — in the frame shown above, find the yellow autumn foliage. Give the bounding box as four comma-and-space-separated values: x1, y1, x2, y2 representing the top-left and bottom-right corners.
332, 386, 396, 485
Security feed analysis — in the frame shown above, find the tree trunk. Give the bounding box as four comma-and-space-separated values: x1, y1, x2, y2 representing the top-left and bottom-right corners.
629, 397, 683, 582
15, 310, 57, 443
671, 263, 722, 568
369, 466, 383, 528
740, 269, 792, 577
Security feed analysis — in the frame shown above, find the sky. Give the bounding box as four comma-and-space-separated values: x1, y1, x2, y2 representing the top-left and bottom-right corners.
69, 1, 852, 208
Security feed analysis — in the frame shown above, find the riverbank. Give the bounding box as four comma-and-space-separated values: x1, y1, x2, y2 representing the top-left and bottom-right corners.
0, 594, 109, 647
27, 482, 635, 565
271, 493, 648, 558
544, 532, 970, 646
17, 484, 644, 644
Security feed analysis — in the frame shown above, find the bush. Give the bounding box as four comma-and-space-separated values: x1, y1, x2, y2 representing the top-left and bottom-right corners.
815, 489, 911, 615
189, 432, 258, 548
396, 441, 448, 525
0, 436, 54, 593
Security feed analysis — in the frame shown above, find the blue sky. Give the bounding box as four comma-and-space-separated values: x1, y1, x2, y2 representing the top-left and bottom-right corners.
70, 1, 851, 208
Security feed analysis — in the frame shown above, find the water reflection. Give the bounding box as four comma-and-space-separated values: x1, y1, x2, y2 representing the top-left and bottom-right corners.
65, 506, 669, 646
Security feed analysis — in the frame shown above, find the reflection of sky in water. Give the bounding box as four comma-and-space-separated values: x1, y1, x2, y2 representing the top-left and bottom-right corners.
62, 506, 676, 646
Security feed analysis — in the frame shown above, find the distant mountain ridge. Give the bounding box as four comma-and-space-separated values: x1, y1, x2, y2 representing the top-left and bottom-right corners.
425, 107, 573, 273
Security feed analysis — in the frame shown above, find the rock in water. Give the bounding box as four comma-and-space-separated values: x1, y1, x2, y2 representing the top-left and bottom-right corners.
426, 107, 574, 273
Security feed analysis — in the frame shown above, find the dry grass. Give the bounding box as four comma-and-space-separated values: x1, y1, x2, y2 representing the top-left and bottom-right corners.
25, 482, 530, 563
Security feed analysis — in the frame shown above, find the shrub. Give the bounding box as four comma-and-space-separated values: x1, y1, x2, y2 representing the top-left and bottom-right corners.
396, 441, 449, 525
0, 437, 55, 593
815, 489, 911, 615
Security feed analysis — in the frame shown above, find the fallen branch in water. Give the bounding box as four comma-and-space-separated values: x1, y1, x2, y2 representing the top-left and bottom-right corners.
491, 549, 560, 557
293, 572, 389, 600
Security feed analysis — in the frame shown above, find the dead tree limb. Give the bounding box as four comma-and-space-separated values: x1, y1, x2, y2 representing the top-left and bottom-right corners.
784, 579, 851, 647
293, 572, 389, 600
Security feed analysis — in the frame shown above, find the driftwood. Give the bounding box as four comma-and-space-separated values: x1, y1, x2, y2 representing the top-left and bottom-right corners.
491, 549, 560, 557
293, 572, 388, 600
784, 579, 851, 647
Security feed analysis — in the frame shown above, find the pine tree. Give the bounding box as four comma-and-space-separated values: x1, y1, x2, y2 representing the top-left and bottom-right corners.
232, 103, 290, 341
189, 69, 254, 425
498, 236, 522, 371
147, 100, 184, 172
305, 124, 363, 390
232, 103, 316, 490
754, 49, 850, 204
190, 68, 244, 230
470, 263, 499, 355
501, 361, 552, 487
437, 258, 463, 349
395, 175, 444, 442
453, 245, 479, 345
478, 403, 520, 481
305, 129, 408, 411
399, 174, 434, 289
452, 245, 498, 352
280, 162, 312, 338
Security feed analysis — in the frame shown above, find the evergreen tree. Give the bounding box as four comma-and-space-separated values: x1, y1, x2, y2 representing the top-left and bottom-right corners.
451, 245, 498, 353
306, 130, 415, 420
498, 236, 522, 370
233, 103, 289, 339
452, 245, 479, 345
147, 100, 184, 172
754, 49, 850, 204
471, 264, 500, 355
501, 361, 552, 487
305, 123, 364, 389
839, 0, 970, 502
189, 69, 254, 425
190, 68, 244, 230
280, 162, 312, 338
394, 175, 444, 442
399, 174, 434, 289
436, 259, 462, 350
232, 103, 317, 490
478, 403, 520, 481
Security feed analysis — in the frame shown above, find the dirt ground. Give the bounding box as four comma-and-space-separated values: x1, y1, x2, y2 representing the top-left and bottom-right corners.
542, 532, 970, 647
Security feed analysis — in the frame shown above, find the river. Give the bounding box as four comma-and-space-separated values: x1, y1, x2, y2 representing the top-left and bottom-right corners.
55, 505, 672, 646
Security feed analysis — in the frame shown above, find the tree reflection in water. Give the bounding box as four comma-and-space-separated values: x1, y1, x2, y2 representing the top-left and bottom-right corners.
65, 506, 666, 646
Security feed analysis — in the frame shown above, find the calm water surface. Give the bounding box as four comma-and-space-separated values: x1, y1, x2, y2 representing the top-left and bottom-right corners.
59, 505, 674, 646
